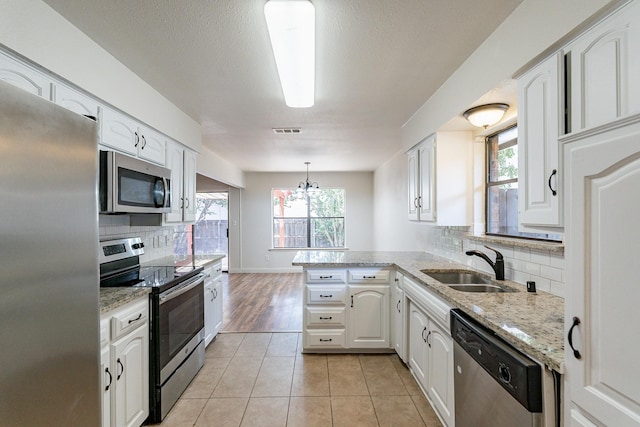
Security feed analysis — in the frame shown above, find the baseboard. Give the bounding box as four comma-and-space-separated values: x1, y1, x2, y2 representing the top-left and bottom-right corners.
228, 267, 303, 274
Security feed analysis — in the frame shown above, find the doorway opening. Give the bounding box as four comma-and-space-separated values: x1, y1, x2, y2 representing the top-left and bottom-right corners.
194, 192, 229, 271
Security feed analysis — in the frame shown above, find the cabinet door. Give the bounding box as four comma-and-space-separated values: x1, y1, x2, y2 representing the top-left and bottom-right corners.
100, 107, 138, 156
564, 117, 640, 427
165, 141, 184, 223
569, 0, 640, 132
427, 321, 454, 427
518, 52, 562, 228
347, 285, 389, 348
112, 324, 149, 427
212, 277, 223, 337
101, 345, 112, 427
417, 138, 436, 221
407, 148, 420, 220
183, 148, 197, 222
138, 126, 166, 165
0, 52, 52, 99
203, 282, 215, 347
391, 275, 405, 360
53, 84, 100, 118
408, 302, 428, 388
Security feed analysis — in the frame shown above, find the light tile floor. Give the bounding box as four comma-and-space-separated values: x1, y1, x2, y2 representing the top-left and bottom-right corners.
155, 332, 444, 427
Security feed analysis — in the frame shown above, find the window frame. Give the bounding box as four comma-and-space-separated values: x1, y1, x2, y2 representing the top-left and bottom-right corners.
271, 187, 346, 249
485, 125, 561, 242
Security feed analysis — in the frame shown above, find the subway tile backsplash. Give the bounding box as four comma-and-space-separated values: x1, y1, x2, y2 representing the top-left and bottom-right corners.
426, 226, 565, 298
99, 215, 174, 262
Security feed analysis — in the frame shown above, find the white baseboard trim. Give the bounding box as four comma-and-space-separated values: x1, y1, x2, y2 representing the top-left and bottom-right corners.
228, 267, 303, 274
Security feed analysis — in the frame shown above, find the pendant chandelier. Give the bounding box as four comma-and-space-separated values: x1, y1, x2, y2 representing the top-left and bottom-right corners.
297, 161, 319, 196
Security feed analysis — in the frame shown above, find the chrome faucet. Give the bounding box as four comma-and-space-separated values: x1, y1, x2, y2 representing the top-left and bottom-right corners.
465, 245, 505, 280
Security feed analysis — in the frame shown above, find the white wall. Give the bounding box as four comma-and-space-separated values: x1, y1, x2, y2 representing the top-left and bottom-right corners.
197, 146, 245, 189
236, 171, 374, 272
402, 0, 612, 150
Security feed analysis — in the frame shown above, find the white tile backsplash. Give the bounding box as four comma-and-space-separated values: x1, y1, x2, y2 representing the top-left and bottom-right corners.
99, 215, 174, 262
427, 226, 566, 297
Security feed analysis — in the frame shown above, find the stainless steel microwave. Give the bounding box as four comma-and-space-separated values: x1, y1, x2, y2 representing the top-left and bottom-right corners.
99, 150, 171, 214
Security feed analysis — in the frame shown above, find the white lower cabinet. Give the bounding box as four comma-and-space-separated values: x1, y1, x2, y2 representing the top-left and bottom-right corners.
348, 284, 389, 348
391, 272, 406, 362
405, 278, 454, 427
204, 260, 223, 347
100, 298, 149, 427
302, 268, 391, 351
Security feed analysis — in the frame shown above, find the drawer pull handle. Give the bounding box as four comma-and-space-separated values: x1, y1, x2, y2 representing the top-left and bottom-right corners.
128, 313, 142, 324
421, 326, 427, 343
319, 316, 333, 320
319, 275, 333, 279
319, 294, 333, 298
319, 338, 333, 342
363, 275, 376, 279
351, 295, 354, 308
568, 316, 582, 360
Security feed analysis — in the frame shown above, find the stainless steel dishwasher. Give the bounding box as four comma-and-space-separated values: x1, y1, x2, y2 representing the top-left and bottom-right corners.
451, 309, 543, 427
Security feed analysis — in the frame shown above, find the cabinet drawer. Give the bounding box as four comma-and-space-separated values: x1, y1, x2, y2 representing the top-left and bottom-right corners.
306, 270, 346, 284
306, 285, 346, 304
306, 307, 346, 327
348, 269, 390, 284
111, 299, 148, 340
305, 329, 346, 348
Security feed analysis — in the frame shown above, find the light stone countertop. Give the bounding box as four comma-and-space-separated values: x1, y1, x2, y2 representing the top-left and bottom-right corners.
99, 287, 150, 315
292, 250, 565, 373
99, 255, 225, 314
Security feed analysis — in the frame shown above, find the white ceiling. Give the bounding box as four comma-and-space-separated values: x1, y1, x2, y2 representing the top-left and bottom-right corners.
42, 0, 524, 172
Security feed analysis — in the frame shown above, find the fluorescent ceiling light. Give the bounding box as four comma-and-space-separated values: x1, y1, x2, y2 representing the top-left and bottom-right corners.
264, 0, 315, 108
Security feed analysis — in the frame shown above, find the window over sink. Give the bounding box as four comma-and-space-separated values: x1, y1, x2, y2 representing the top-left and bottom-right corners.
486, 126, 561, 242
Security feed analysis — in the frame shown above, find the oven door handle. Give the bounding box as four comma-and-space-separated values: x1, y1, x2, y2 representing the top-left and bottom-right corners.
159, 273, 205, 305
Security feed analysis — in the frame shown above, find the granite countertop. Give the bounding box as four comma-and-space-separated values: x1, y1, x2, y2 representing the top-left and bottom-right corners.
100, 254, 225, 315
293, 250, 565, 373
100, 287, 150, 315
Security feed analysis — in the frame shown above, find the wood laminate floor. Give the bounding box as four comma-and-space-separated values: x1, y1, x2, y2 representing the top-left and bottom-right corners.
221, 273, 303, 333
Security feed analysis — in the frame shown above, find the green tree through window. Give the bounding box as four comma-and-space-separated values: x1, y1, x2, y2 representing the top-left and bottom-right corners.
273, 188, 345, 248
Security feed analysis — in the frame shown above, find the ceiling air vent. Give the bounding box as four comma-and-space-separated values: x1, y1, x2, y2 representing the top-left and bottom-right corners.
272, 127, 301, 134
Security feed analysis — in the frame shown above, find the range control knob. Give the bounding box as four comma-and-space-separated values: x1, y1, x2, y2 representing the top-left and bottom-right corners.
498, 363, 512, 384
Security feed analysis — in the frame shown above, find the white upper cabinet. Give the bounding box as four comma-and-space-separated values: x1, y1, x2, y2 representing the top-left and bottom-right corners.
53, 83, 100, 118
563, 115, 640, 427
567, 0, 640, 133
408, 132, 472, 225
517, 52, 562, 229
165, 140, 197, 223
0, 51, 52, 99
100, 106, 166, 166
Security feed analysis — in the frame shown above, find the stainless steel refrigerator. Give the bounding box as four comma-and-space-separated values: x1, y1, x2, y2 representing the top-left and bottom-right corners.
0, 80, 101, 425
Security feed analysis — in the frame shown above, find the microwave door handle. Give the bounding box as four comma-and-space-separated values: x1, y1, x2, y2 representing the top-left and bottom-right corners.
162, 177, 169, 208
153, 177, 165, 208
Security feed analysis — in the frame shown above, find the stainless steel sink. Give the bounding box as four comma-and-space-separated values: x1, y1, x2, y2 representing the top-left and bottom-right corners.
421, 270, 492, 285
448, 284, 510, 293
421, 269, 517, 293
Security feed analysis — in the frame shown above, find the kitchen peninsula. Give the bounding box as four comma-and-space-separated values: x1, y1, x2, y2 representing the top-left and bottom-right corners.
293, 250, 564, 372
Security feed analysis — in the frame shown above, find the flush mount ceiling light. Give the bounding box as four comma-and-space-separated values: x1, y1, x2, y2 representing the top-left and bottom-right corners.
297, 161, 319, 196
264, 0, 315, 108
463, 103, 509, 129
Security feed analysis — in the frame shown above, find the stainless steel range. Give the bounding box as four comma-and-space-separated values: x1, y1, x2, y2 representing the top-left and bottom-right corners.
99, 237, 206, 423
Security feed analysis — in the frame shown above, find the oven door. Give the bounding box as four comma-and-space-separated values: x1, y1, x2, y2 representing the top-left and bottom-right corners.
158, 273, 205, 383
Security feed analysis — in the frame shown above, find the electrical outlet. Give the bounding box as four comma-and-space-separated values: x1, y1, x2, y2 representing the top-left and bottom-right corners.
264, 255, 270, 262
